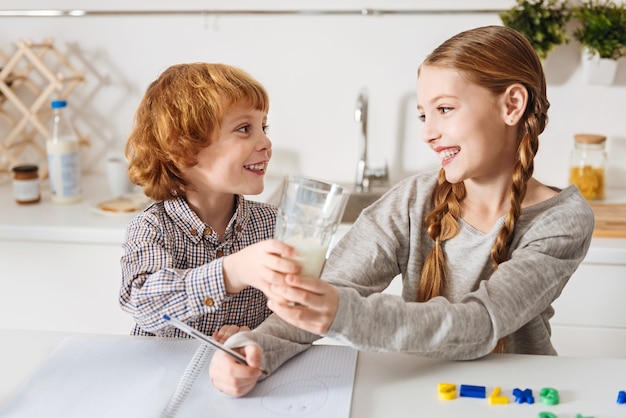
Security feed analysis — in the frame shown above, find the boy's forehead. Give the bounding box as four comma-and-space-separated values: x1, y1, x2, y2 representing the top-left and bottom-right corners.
222, 104, 266, 121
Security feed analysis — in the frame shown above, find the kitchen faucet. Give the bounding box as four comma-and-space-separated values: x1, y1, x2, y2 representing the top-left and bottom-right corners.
354, 87, 388, 192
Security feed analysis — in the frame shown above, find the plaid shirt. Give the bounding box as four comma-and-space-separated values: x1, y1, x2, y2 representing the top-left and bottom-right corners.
119, 195, 276, 338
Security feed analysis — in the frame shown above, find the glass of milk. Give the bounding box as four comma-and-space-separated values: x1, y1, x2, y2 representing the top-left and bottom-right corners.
274, 176, 348, 278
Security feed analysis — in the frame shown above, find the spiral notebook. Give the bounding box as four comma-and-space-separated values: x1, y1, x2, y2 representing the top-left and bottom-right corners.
0, 336, 358, 418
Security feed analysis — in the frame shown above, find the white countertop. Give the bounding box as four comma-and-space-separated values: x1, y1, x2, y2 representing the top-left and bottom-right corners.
2, 329, 626, 417
0, 175, 139, 245
1, 174, 625, 264
0, 174, 283, 245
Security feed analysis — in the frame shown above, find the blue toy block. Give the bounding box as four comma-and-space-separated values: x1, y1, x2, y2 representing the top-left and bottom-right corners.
513, 388, 535, 404
617, 390, 626, 404
459, 384, 486, 399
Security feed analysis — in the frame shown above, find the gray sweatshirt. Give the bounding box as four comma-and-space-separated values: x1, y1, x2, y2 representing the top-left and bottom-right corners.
227, 171, 595, 373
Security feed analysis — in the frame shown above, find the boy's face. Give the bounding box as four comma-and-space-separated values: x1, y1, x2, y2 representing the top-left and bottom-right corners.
182, 104, 271, 197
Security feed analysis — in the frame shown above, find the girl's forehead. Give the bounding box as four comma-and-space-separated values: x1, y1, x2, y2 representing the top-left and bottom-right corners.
417, 69, 495, 110
418, 68, 464, 97
419, 65, 465, 83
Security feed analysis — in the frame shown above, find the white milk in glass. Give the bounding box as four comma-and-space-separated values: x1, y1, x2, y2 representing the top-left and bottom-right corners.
284, 235, 327, 277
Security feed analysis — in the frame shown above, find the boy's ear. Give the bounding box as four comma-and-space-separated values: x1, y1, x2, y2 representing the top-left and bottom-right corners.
502, 83, 528, 126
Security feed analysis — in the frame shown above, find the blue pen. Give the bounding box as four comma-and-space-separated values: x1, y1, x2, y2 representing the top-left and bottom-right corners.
162, 314, 269, 376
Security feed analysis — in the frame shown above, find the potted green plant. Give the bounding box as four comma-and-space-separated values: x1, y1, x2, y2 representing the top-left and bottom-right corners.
500, 0, 571, 60
573, 0, 626, 84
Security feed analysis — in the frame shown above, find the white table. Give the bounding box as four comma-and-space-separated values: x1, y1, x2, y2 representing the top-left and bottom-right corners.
1, 329, 625, 417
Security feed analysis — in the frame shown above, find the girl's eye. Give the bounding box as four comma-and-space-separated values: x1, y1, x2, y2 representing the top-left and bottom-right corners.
438, 106, 452, 114
418, 114, 426, 123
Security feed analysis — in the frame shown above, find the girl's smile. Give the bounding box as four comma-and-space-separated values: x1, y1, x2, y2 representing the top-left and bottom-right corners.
435, 146, 461, 165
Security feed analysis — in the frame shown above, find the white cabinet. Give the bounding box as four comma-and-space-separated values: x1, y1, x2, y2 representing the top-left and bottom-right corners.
0, 176, 137, 335
0, 239, 135, 335
551, 262, 626, 358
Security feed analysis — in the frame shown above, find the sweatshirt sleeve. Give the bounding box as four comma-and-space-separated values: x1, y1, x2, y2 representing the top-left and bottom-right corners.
225, 314, 320, 375
119, 213, 229, 333
322, 186, 595, 360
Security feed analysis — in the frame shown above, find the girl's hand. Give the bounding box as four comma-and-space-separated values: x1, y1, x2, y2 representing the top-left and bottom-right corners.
209, 344, 263, 397
212, 325, 250, 344
222, 239, 301, 297
267, 274, 339, 335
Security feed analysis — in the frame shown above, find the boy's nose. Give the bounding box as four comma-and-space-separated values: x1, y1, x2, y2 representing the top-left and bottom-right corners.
258, 133, 271, 151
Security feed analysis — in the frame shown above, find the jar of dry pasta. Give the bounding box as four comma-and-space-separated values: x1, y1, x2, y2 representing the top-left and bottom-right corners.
569, 134, 607, 200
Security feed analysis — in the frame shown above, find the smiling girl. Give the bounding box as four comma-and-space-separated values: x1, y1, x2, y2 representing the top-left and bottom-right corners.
208, 26, 595, 397
119, 63, 300, 340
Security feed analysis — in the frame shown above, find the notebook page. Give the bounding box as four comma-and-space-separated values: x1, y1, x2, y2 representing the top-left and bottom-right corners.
0, 336, 200, 418
178, 342, 358, 418
0, 336, 357, 418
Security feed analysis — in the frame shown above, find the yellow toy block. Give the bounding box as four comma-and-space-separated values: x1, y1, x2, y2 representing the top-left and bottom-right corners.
438, 383, 457, 400
489, 386, 509, 405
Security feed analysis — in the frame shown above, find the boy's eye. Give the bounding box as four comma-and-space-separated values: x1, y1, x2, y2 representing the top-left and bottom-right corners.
237, 124, 250, 134
262, 125, 270, 134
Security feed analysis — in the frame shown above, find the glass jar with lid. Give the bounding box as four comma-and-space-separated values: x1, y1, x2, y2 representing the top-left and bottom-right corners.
12, 164, 41, 204
569, 133, 607, 200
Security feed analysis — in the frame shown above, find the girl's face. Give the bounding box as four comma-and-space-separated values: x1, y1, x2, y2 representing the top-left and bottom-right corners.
182, 104, 271, 197
417, 65, 517, 185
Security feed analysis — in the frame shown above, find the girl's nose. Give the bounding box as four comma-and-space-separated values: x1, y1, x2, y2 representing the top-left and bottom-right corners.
421, 119, 441, 144
422, 115, 441, 144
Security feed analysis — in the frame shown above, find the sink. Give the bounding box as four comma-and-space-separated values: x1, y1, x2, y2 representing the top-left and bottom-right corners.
264, 180, 389, 224
340, 186, 389, 223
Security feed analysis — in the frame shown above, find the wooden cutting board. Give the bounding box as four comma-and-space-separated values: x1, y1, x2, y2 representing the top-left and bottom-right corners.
589, 203, 626, 238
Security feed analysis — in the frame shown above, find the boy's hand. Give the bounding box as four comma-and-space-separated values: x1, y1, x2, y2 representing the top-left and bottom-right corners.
222, 239, 301, 297
212, 325, 250, 344
209, 344, 264, 397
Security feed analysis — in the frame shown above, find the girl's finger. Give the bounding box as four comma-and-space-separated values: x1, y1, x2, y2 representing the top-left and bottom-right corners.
268, 283, 310, 307
285, 274, 328, 294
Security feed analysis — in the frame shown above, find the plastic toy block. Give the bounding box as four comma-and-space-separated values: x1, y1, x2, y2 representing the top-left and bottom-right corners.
574, 415, 594, 418
617, 390, 626, 404
539, 387, 560, 406
513, 388, 535, 404
460, 384, 486, 399
488, 386, 509, 405
437, 383, 457, 400
538, 412, 557, 418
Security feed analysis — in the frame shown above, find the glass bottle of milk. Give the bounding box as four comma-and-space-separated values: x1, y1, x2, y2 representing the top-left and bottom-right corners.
46, 100, 82, 204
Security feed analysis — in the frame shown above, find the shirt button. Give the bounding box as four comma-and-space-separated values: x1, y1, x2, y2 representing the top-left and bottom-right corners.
203, 297, 214, 307
203, 227, 212, 236
190, 228, 198, 236
216, 250, 224, 257
235, 225, 243, 233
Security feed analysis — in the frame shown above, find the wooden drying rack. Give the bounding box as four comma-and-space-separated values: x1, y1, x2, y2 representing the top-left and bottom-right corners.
0, 39, 87, 178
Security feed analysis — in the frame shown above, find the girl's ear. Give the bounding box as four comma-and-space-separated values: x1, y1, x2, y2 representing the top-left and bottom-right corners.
502, 83, 528, 126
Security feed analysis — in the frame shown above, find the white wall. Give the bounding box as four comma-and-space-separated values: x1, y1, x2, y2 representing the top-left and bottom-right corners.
1, 1, 625, 191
